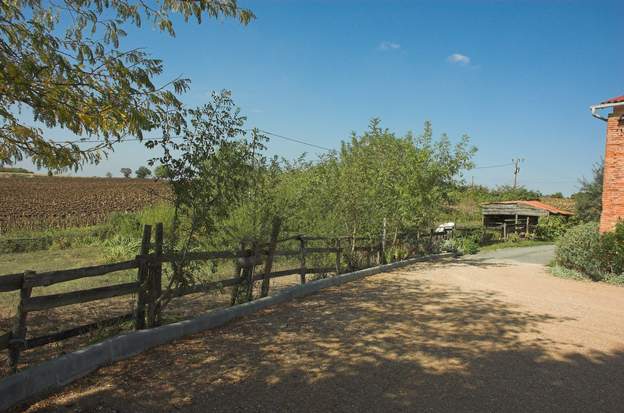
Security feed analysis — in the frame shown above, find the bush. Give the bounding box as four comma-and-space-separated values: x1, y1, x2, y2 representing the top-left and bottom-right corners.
556, 221, 624, 281
441, 239, 458, 253
459, 237, 480, 254
556, 222, 606, 280
598, 221, 624, 275
535, 216, 569, 241
444, 233, 480, 255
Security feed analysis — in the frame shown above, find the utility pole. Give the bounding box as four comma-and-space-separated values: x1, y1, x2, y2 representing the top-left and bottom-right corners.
512, 158, 524, 188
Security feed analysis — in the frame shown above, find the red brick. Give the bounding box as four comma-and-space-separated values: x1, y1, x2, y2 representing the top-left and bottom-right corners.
600, 106, 624, 233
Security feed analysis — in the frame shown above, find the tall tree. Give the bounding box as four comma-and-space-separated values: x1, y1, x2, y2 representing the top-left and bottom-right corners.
150, 90, 266, 310
575, 161, 603, 222
135, 166, 151, 179
0, 0, 254, 170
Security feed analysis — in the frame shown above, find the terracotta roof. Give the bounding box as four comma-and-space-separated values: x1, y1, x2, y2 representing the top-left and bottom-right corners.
600, 95, 624, 105
483, 200, 574, 216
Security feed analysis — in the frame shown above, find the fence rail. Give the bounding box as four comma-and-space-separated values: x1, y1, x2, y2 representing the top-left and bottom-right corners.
0, 222, 447, 373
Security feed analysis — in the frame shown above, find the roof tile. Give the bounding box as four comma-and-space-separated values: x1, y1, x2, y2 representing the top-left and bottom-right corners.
482, 200, 574, 216
601, 95, 624, 105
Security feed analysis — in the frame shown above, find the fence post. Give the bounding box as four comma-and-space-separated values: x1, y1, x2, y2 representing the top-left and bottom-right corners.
230, 241, 246, 306
231, 242, 257, 305
134, 224, 151, 330
299, 236, 306, 284
335, 238, 341, 275
503, 222, 507, 240
260, 217, 281, 298
366, 244, 372, 268
147, 223, 163, 328
525, 216, 530, 237
8, 271, 34, 373
246, 242, 259, 302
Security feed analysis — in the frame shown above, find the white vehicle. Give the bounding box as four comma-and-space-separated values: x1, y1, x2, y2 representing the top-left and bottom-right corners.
435, 222, 455, 234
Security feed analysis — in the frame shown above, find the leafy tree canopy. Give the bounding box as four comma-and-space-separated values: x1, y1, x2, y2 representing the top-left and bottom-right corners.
238, 119, 476, 240
153, 164, 170, 179
135, 166, 151, 179
120, 167, 131, 178
490, 185, 542, 201
574, 161, 603, 222
0, 0, 254, 170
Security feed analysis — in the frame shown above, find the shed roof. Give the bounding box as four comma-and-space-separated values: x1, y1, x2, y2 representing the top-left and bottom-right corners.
481, 200, 573, 216
601, 95, 624, 105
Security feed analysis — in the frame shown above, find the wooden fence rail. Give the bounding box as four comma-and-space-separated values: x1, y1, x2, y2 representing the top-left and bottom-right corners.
0, 223, 447, 373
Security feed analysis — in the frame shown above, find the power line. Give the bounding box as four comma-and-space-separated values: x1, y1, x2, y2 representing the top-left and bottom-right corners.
49, 131, 524, 173
257, 129, 333, 152
472, 163, 514, 170
48, 129, 335, 152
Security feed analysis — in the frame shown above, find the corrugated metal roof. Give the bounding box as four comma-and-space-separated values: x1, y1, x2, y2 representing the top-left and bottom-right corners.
482, 200, 574, 216
601, 95, 624, 105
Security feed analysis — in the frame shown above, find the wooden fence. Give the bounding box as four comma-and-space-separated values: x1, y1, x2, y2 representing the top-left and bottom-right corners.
0, 222, 444, 373
484, 220, 537, 240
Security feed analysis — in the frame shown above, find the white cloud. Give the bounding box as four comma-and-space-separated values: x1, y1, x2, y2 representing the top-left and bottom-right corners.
378, 41, 401, 51
447, 53, 471, 65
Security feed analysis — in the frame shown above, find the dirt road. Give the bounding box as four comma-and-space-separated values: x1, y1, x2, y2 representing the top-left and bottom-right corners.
474, 244, 555, 265
19, 258, 624, 412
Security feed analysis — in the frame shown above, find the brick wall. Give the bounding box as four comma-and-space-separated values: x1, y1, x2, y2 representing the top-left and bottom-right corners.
600, 105, 624, 233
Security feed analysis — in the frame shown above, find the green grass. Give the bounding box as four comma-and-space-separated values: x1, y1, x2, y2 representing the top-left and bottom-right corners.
548, 263, 624, 286
0, 246, 138, 309
479, 239, 553, 253
548, 263, 589, 282
0, 246, 106, 274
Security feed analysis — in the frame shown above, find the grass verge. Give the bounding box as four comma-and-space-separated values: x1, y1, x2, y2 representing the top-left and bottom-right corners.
479, 240, 553, 253
548, 263, 624, 286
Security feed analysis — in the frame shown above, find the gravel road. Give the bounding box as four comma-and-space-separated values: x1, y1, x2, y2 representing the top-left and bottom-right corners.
18, 258, 624, 413
473, 244, 556, 265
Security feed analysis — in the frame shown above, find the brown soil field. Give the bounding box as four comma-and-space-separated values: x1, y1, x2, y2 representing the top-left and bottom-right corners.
0, 176, 170, 232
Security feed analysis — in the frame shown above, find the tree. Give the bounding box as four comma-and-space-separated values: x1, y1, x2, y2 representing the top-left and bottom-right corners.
491, 185, 542, 201
266, 119, 475, 242
135, 166, 151, 179
153, 165, 171, 179
1, 0, 255, 170
149, 90, 266, 313
105, 172, 112, 178
120, 168, 132, 178
574, 161, 603, 222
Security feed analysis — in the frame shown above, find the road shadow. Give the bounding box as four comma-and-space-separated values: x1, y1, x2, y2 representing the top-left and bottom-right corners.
18, 268, 624, 412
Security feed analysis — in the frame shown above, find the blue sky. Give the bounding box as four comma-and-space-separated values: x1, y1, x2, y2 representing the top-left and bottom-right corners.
18, 0, 624, 195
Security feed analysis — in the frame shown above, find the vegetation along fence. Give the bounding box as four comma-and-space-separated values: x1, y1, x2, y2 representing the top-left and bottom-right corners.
0, 221, 447, 373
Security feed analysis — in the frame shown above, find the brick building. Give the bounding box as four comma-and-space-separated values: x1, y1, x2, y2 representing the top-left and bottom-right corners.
591, 95, 624, 233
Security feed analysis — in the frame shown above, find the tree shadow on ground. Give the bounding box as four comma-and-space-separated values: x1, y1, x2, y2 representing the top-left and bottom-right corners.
19, 267, 624, 412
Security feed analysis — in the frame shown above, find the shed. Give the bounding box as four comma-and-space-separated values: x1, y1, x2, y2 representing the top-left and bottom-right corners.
481, 200, 573, 235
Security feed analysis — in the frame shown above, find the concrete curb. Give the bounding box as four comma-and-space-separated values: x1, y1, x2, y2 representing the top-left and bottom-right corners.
0, 253, 452, 411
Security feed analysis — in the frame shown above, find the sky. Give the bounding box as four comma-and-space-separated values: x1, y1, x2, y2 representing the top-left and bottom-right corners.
16, 0, 624, 195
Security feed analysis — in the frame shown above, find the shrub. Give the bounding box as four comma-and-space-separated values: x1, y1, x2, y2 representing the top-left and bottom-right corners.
102, 235, 142, 262
556, 222, 603, 280
598, 221, 624, 275
445, 233, 480, 255
441, 239, 458, 253
459, 237, 480, 255
556, 221, 624, 281
535, 216, 569, 241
